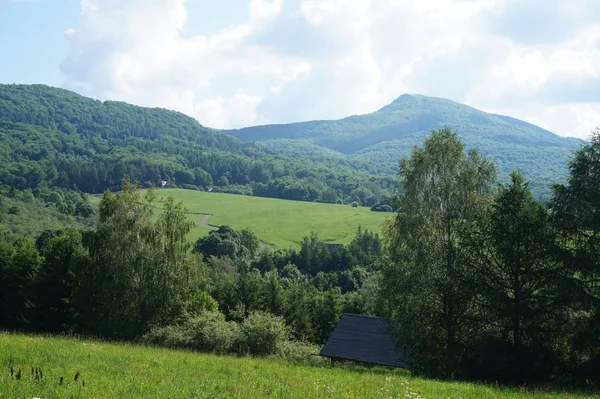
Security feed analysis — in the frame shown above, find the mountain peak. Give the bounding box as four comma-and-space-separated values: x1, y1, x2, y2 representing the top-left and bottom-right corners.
226, 92, 581, 199
377, 93, 433, 112
390, 93, 421, 103
393, 93, 416, 101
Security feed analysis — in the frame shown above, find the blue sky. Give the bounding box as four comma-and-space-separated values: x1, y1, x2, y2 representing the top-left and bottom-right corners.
0, 0, 246, 84
1, 0, 599, 139
1, 0, 78, 85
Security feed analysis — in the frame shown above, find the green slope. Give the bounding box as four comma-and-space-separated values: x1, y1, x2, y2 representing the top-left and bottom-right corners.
2, 334, 593, 399
90, 188, 389, 248
226, 94, 583, 198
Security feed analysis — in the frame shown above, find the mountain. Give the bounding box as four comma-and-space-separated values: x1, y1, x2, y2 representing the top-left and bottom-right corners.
0, 85, 583, 203
0, 84, 393, 206
226, 94, 583, 198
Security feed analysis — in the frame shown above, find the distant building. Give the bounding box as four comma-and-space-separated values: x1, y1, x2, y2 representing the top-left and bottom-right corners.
320, 314, 405, 368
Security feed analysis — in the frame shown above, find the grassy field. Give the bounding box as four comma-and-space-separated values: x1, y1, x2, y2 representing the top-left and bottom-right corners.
91, 189, 390, 248
1, 334, 595, 399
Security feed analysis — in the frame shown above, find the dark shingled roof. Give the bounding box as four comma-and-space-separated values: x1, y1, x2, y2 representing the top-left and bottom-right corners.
320, 313, 405, 368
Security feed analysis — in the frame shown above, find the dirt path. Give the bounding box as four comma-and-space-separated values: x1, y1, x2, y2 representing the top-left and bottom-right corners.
198, 214, 217, 231
258, 242, 274, 250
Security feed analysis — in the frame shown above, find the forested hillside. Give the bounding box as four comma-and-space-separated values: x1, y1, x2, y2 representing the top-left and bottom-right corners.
227, 94, 583, 198
0, 85, 583, 201
0, 84, 394, 206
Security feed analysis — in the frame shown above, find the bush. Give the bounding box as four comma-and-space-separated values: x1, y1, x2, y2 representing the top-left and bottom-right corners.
179, 184, 199, 191
351, 201, 359, 208
141, 311, 241, 355
371, 204, 393, 212
275, 340, 323, 363
240, 311, 289, 356
142, 310, 307, 359
219, 185, 253, 196
184, 291, 219, 315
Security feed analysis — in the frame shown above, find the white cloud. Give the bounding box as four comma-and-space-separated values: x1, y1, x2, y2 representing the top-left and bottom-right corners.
483, 102, 600, 140
61, 0, 303, 127
468, 24, 600, 102
196, 91, 263, 128
61, 0, 600, 137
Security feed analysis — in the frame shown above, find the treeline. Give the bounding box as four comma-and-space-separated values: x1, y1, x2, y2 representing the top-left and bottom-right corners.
0, 182, 385, 358
0, 84, 395, 207
382, 128, 600, 385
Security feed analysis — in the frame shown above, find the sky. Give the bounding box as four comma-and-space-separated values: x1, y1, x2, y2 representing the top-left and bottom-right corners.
1, 0, 599, 139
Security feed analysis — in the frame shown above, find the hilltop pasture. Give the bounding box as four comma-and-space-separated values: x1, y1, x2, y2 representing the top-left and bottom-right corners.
92, 189, 389, 248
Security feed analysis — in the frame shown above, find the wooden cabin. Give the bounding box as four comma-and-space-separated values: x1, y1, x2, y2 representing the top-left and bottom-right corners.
320, 313, 405, 368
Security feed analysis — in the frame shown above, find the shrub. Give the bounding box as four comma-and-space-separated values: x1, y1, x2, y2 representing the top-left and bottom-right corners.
351, 201, 359, 208
184, 291, 219, 315
141, 311, 241, 355
371, 204, 393, 212
239, 311, 290, 356
179, 184, 198, 191
275, 340, 323, 363
142, 310, 307, 359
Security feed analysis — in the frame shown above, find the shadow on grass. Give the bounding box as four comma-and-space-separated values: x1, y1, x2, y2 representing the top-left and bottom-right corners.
302, 358, 598, 397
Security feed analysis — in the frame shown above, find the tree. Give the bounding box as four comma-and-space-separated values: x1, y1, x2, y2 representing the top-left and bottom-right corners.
193, 226, 258, 262
239, 229, 260, 259
281, 272, 315, 342
382, 127, 496, 375
33, 229, 84, 332
462, 172, 568, 381
235, 269, 263, 317
0, 240, 15, 328
262, 269, 284, 315
549, 130, 600, 379
348, 226, 383, 267
0, 239, 41, 330
313, 288, 343, 344
193, 168, 213, 188
320, 187, 338, 204
75, 183, 198, 338
294, 233, 331, 275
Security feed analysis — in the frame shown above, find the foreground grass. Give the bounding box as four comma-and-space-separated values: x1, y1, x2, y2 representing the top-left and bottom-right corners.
91, 189, 389, 248
1, 334, 595, 399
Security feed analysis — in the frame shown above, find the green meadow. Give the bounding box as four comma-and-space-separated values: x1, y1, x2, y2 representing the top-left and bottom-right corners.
1, 334, 594, 399
91, 189, 390, 248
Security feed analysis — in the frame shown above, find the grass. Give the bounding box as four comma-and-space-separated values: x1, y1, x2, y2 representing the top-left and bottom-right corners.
0, 196, 94, 242
1, 333, 595, 399
90, 189, 390, 248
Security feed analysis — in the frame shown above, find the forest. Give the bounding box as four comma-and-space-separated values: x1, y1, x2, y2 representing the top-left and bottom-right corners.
0, 84, 396, 208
